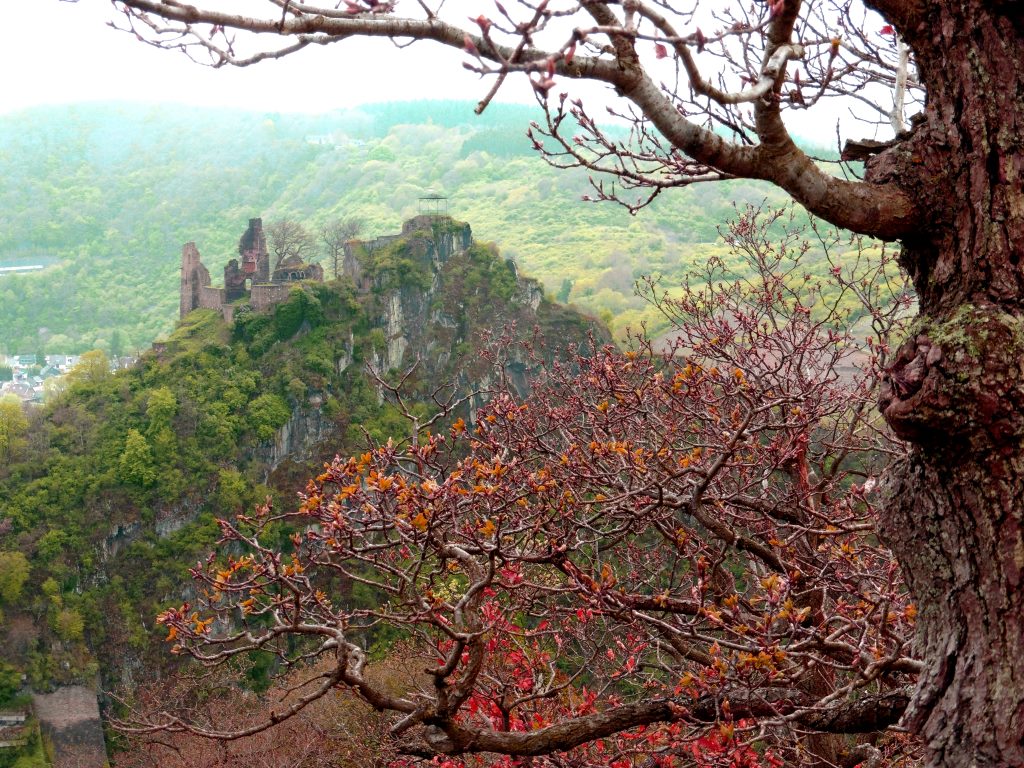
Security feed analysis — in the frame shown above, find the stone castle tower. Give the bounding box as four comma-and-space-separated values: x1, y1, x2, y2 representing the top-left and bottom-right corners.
179, 241, 211, 319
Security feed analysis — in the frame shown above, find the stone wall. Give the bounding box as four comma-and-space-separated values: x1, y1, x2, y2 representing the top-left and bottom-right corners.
180, 218, 321, 320
184, 216, 472, 329
179, 242, 211, 319
239, 217, 270, 285
224, 258, 247, 302
198, 285, 225, 312
251, 283, 292, 311
32, 687, 107, 768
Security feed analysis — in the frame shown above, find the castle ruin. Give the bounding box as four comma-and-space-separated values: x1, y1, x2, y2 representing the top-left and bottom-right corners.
179, 218, 324, 323
180, 213, 477, 325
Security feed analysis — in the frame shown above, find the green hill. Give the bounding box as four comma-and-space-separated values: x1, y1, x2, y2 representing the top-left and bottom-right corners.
0, 101, 792, 354
0, 217, 602, 697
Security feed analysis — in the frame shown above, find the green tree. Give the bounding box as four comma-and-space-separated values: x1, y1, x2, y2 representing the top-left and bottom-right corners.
53, 609, 85, 643
110, 328, 124, 358
118, 428, 156, 488
0, 396, 28, 464
67, 349, 110, 386
215, 468, 249, 513
0, 663, 20, 704
247, 393, 291, 441
0, 551, 30, 604
556, 278, 573, 304
146, 387, 178, 429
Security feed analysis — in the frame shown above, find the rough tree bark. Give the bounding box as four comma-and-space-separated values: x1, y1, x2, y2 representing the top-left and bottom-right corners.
874, 2, 1024, 765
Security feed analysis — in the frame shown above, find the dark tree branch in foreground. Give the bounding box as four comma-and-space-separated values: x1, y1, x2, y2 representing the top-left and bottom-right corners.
111, 0, 917, 238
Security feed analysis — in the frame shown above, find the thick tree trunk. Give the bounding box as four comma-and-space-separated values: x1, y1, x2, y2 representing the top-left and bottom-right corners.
882, 450, 1024, 766
871, 2, 1024, 765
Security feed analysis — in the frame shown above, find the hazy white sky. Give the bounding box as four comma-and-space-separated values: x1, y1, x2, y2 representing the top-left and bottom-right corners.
1, 0, 890, 145
0, 1, 548, 115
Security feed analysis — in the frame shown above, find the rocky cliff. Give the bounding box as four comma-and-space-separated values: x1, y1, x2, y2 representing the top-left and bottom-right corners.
0, 213, 605, 710
256, 214, 603, 475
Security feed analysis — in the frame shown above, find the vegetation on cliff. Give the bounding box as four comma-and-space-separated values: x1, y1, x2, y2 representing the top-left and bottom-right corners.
0, 101, 803, 355
0, 224, 601, 697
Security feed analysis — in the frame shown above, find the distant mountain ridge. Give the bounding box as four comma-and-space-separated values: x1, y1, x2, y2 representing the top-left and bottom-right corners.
0, 100, 794, 354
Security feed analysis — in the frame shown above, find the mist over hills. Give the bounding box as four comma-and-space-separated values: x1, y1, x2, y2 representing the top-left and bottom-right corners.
0, 100, 790, 354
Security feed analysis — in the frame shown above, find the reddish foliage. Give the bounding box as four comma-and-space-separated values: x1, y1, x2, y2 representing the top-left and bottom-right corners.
138, 209, 919, 766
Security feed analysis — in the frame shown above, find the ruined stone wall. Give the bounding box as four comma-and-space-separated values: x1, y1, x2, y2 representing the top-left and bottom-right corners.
179, 217, 358, 322
239, 217, 270, 284
32, 687, 107, 768
224, 258, 247, 302
198, 285, 226, 312
361, 233, 403, 254
252, 283, 292, 311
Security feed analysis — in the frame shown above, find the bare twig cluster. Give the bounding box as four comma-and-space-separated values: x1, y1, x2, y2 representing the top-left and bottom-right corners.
110, 0, 922, 239
121, 209, 918, 766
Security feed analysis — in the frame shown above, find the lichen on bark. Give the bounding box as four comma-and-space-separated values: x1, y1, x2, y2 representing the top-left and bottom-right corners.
880, 305, 1024, 448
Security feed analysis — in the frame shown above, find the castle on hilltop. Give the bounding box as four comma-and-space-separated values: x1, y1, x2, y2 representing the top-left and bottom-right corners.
179, 217, 324, 323
180, 213, 475, 323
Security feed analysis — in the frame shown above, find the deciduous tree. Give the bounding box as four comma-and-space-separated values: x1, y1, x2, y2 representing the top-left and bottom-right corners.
267, 218, 317, 271
67, 349, 110, 386
0, 550, 30, 605
0, 395, 28, 465
119, 428, 157, 488
127, 212, 920, 767
108, 0, 1024, 763
321, 218, 363, 280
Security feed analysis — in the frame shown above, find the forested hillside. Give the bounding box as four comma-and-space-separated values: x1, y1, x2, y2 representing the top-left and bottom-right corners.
0, 221, 601, 699
0, 101, 793, 354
